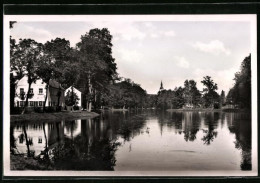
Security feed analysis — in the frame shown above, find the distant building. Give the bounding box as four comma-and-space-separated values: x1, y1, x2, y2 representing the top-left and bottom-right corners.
65, 86, 82, 107
14, 76, 65, 108
159, 80, 164, 92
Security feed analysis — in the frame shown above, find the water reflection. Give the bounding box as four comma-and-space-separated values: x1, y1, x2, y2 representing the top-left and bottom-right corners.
226, 113, 252, 170
10, 111, 252, 171
201, 112, 219, 145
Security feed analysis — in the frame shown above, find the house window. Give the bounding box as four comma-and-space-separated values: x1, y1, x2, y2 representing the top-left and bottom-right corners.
20, 88, 24, 94
29, 88, 34, 94
34, 101, 38, 107
19, 136, 23, 144
20, 101, 24, 106
39, 101, 43, 106
39, 88, 43, 94
29, 101, 34, 107
38, 137, 42, 144
28, 137, 33, 145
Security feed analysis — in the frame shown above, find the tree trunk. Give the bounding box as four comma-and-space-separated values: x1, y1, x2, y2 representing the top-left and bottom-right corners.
43, 84, 49, 112
88, 102, 92, 112
87, 73, 92, 112
10, 73, 16, 114
21, 81, 32, 114
22, 125, 31, 157
57, 87, 61, 108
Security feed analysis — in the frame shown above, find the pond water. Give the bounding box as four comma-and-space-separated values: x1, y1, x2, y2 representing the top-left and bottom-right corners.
10, 110, 251, 171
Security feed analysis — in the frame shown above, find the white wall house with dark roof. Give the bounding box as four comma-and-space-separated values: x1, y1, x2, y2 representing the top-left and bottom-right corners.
65, 86, 82, 107
14, 76, 65, 108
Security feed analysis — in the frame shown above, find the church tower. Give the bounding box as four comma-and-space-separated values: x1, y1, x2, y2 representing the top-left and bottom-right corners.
159, 80, 164, 92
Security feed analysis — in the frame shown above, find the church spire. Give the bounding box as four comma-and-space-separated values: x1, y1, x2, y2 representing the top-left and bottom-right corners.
160, 80, 164, 90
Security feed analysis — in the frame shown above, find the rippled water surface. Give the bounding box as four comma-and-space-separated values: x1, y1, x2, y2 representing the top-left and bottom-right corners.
11, 110, 251, 171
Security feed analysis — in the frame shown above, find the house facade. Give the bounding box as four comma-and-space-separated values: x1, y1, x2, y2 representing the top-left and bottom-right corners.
14, 76, 65, 108
65, 86, 82, 107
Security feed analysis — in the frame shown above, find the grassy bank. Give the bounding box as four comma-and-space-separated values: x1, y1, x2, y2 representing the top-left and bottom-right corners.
11, 111, 99, 122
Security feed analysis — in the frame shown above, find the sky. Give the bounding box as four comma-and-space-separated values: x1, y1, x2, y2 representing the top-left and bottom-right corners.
10, 19, 251, 94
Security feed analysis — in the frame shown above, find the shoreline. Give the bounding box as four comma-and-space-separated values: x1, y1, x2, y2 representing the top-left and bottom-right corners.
11, 111, 99, 122
166, 108, 250, 112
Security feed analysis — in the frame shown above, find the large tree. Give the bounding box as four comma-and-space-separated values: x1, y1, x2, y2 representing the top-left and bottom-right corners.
76, 28, 117, 111
183, 80, 201, 108
11, 39, 43, 114
42, 38, 78, 109
227, 54, 251, 109
201, 76, 220, 108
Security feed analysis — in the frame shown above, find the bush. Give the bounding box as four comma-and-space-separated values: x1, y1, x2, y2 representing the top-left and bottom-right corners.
213, 102, 220, 109
73, 106, 79, 110
45, 106, 56, 113
11, 107, 22, 114
34, 107, 43, 113
56, 106, 62, 112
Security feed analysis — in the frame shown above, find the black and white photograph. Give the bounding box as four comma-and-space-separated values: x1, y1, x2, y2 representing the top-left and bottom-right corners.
3, 15, 257, 176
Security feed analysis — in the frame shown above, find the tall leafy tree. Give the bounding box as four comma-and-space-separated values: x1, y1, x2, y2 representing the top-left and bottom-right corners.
43, 38, 78, 108
11, 39, 43, 114
201, 76, 220, 108
227, 54, 251, 109
172, 87, 185, 109
76, 28, 117, 111
183, 80, 201, 108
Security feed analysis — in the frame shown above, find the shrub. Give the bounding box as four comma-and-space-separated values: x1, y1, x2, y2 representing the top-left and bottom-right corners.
56, 106, 62, 112
73, 106, 79, 110
45, 106, 56, 113
34, 107, 43, 113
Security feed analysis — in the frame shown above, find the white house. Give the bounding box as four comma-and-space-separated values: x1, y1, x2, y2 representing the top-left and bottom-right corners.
65, 86, 82, 107
14, 76, 65, 108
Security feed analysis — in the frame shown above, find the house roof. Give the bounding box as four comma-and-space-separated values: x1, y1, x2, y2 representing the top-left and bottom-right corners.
49, 79, 65, 90
65, 86, 82, 94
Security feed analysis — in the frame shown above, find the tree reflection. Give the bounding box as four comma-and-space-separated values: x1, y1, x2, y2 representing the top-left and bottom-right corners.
182, 112, 201, 142
201, 112, 219, 145
50, 118, 121, 170
227, 112, 251, 170
117, 115, 147, 141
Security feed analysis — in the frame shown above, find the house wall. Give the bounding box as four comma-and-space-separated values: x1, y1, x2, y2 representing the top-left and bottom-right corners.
14, 76, 65, 108
65, 86, 82, 107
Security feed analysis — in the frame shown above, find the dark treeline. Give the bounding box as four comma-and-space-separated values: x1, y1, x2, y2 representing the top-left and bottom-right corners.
10, 23, 251, 112
226, 54, 251, 109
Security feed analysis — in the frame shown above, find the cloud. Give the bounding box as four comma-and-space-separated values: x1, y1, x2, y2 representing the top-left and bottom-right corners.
163, 30, 175, 37
144, 22, 155, 28
150, 33, 159, 38
91, 21, 146, 41
149, 30, 175, 39
116, 48, 143, 63
175, 56, 190, 68
11, 24, 53, 43
192, 40, 231, 55
192, 67, 238, 92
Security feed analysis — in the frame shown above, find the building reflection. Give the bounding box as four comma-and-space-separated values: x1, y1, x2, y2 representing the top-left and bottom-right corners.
12, 122, 64, 157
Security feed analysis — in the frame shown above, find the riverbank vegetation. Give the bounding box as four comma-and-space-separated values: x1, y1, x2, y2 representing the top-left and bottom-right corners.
10, 21, 251, 113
